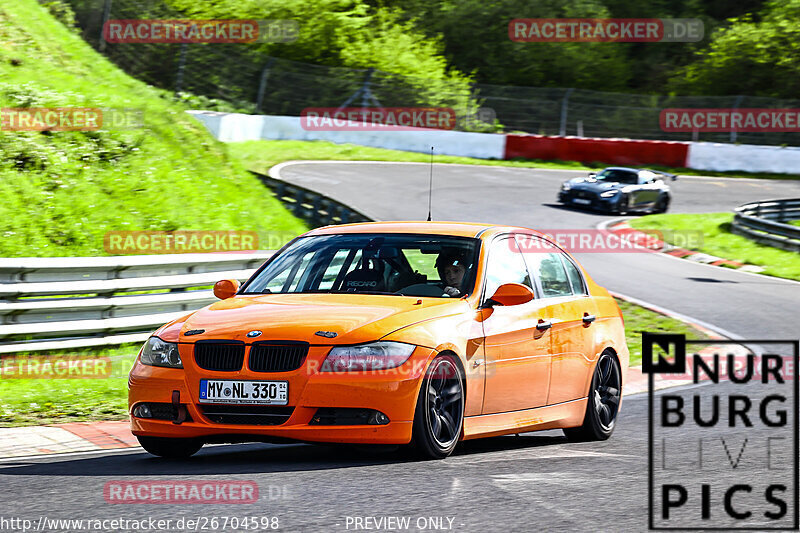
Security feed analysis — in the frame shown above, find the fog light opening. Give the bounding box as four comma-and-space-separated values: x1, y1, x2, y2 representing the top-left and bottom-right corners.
309, 408, 391, 425
133, 403, 152, 418
368, 411, 390, 425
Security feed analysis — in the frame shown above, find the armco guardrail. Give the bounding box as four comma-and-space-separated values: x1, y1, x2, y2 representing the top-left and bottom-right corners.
731, 198, 800, 252
0, 170, 372, 355
252, 170, 372, 226
0, 253, 274, 354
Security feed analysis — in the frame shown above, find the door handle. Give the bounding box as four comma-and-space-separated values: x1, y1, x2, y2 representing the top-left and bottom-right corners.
582, 313, 596, 324
536, 320, 552, 331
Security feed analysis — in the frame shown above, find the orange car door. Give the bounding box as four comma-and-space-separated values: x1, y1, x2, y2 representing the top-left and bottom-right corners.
523, 246, 597, 405
480, 236, 551, 414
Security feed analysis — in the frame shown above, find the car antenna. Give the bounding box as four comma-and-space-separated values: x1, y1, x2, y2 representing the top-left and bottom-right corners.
427, 146, 434, 221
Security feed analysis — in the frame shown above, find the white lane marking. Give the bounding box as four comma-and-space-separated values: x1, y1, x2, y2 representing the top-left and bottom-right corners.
491, 473, 589, 520
449, 445, 638, 466
493, 471, 586, 482
624, 378, 717, 399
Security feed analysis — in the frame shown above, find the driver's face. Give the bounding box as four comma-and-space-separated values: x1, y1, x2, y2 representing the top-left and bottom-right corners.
444, 263, 466, 286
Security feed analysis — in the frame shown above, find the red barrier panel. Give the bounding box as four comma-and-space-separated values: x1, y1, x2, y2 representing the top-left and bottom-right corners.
504, 134, 689, 168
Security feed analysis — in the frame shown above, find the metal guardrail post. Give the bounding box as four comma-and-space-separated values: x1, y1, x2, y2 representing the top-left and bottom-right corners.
175, 43, 188, 94
730, 95, 744, 143
98, 0, 112, 52
255, 58, 277, 113
559, 88, 574, 137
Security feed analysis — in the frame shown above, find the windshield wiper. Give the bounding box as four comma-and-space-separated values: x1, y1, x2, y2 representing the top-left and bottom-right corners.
245, 289, 400, 296
325, 289, 399, 296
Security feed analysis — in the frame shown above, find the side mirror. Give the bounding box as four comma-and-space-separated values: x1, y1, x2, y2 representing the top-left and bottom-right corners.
483, 283, 535, 308
213, 279, 240, 300
588, 172, 597, 179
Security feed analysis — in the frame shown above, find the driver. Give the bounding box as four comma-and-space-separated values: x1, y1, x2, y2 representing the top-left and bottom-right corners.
435, 249, 472, 297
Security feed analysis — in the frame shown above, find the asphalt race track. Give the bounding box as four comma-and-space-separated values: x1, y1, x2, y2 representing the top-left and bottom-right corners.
272, 162, 800, 341
1, 163, 798, 532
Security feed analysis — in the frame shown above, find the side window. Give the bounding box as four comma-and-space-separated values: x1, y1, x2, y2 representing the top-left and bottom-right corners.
525, 252, 572, 298
561, 255, 587, 295
484, 237, 533, 299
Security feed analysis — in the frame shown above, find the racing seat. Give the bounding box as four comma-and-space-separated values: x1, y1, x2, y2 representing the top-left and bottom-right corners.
341, 259, 386, 292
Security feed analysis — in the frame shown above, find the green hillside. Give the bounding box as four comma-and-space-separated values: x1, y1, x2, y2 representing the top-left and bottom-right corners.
0, 0, 305, 257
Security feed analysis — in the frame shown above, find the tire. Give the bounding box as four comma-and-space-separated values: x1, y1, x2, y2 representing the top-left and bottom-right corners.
137, 436, 203, 458
653, 194, 670, 214
411, 354, 465, 459
614, 194, 630, 215
564, 351, 622, 441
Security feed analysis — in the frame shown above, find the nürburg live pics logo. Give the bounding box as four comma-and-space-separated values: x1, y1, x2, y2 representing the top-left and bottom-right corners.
643, 333, 799, 530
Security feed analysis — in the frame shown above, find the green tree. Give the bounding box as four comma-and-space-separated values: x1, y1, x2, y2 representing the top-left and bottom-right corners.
670, 0, 800, 97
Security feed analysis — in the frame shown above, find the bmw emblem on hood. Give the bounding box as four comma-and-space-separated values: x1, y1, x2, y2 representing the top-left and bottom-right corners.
246, 330, 262, 338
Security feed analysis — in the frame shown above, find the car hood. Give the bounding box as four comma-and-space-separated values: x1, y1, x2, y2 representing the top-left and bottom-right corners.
565, 177, 627, 192
172, 293, 468, 345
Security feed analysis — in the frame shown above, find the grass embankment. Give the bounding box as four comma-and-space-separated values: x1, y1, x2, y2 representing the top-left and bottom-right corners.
629, 213, 800, 281
0, 299, 706, 426
0, 1, 306, 257
229, 139, 800, 181
0, 344, 138, 426
615, 298, 709, 367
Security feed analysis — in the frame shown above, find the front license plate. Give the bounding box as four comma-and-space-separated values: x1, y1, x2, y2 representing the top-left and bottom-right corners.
573, 198, 592, 205
199, 380, 288, 405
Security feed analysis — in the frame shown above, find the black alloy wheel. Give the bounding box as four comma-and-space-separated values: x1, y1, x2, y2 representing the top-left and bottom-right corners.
564, 351, 621, 441
411, 354, 464, 459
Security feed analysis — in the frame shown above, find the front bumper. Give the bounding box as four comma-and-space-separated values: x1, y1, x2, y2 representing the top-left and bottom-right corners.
128, 345, 435, 445
558, 190, 620, 212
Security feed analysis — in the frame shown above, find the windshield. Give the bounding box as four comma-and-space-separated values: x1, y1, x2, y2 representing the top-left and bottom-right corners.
241, 233, 480, 298
594, 169, 639, 184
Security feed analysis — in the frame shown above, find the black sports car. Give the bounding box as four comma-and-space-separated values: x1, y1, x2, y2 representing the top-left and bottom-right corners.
557, 167, 675, 214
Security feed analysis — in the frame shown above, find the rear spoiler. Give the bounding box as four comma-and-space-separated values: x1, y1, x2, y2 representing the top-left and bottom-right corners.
644, 169, 678, 181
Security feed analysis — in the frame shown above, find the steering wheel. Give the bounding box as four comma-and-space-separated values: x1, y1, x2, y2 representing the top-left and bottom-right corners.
395, 283, 447, 297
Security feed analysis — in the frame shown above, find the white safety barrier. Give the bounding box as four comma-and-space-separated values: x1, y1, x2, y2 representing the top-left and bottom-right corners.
189, 111, 800, 174
187, 111, 507, 160
686, 142, 800, 174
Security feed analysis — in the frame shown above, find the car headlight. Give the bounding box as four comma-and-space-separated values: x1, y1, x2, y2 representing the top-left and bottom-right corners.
561, 183, 571, 191
140, 336, 182, 368
600, 190, 620, 198
321, 341, 415, 372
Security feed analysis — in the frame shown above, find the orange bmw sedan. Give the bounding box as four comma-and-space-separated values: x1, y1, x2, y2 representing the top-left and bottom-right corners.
129, 222, 629, 459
